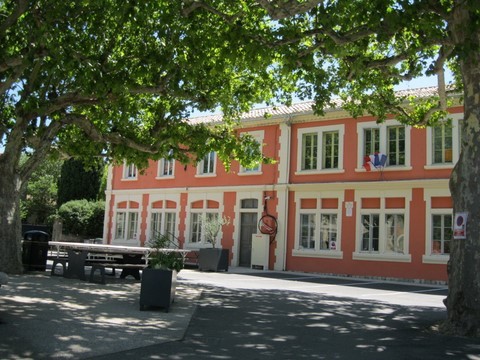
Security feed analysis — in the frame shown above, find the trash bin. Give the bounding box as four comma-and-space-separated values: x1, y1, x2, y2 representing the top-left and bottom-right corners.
22, 230, 50, 272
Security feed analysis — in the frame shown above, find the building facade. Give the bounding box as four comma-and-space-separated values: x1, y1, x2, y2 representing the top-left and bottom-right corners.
103, 87, 463, 283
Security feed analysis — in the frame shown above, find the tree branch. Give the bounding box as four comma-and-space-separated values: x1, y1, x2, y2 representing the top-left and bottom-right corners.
63, 114, 159, 154
0, 0, 28, 40
256, 0, 323, 20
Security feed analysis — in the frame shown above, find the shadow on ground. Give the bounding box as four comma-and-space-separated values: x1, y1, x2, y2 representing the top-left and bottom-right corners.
0, 273, 199, 359
93, 285, 480, 360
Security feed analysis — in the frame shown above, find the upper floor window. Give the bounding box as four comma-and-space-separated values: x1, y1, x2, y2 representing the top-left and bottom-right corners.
425, 113, 463, 169
297, 125, 344, 174
357, 120, 410, 170
197, 151, 216, 176
123, 163, 137, 179
158, 157, 174, 178
239, 131, 264, 174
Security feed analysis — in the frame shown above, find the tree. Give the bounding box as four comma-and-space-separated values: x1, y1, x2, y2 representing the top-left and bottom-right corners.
57, 159, 103, 207
1, 0, 479, 337
183, 0, 478, 337
20, 155, 62, 225
0, 2, 277, 274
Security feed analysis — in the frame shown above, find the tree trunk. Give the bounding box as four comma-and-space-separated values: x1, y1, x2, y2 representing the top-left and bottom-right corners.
0, 164, 24, 274
442, 2, 480, 337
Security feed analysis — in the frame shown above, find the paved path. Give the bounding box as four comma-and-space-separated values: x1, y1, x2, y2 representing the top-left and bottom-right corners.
1, 268, 479, 359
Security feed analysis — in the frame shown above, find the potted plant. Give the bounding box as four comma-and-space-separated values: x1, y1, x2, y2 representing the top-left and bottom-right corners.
139, 234, 184, 312
198, 214, 230, 272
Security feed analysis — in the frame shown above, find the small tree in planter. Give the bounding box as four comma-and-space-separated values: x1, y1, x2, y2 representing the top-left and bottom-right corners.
140, 234, 184, 312
198, 214, 230, 272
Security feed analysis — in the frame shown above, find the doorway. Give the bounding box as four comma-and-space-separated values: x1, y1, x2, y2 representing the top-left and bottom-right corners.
239, 212, 258, 267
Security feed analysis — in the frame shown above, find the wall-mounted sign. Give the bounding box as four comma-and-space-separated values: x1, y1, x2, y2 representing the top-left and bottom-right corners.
453, 212, 468, 239
345, 202, 354, 217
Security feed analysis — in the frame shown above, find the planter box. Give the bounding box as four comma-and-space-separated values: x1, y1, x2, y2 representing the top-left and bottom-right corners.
198, 248, 229, 272
139, 268, 177, 312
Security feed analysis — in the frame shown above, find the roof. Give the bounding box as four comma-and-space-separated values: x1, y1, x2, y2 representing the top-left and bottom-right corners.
189, 86, 456, 124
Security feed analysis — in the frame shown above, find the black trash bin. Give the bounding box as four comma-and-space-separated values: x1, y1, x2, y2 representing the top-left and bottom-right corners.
22, 230, 50, 271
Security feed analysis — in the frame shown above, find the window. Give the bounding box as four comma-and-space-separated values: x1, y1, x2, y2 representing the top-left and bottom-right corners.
361, 214, 379, 252
432, 214, 452, 255
353, 192, 411, 262
189, 212, 218, 244
239, 131, 263, 174
300, 214, 316, 249
150, 212, 176, 243
322, 132, 339, 169
123, 163, 137, 179
190, 213, 203, 243
433, 123, 453, 164
364, 128, 380, 158
320, 214, 338, 250
302, 133, 318, 170
386, 214, 405, 254
425, 113, 463, 168
387, 126, 405, 166
357, 121, 411, 170
297, 125, 344, 173
293, 193, 343, 258
115, 211, 138, 241
158, 157, 174, 178
197, 151, 216, 175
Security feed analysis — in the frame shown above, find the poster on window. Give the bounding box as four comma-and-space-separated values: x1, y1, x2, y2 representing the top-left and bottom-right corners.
453, 212, 468, 239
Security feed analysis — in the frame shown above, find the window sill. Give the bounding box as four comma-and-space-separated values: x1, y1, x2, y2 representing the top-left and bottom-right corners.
121, 178, 138, 181
295, 169, 345, 176
292, 249, 343, 259
355, 166, 412, 173
238, 171, 263, 176
155, 176, 175, 180
424, 164, 454, 170
422, 254, 449, 264
352, 252, 411, 262
194, 174, 217, 178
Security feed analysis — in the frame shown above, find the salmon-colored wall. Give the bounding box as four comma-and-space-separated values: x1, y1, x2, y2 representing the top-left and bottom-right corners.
106, 105, 463, 282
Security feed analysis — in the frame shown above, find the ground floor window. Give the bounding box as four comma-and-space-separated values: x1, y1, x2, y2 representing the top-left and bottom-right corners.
432, 214, 452, 254
150, 212, 176, 244
359, 212, 406, 254
115, 211, 138, 241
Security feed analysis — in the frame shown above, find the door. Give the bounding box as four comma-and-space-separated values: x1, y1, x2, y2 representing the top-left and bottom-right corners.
239, 212, 258, 267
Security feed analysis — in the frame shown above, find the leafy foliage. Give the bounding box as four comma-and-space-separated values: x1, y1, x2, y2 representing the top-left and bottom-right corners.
20, 156, 62, 225
57, 159, 104, 207
203, 214, 231, 248
57, 200, 105, 238
147, 234, 184, 272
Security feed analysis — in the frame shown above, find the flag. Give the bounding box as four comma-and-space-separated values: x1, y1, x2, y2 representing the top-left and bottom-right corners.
363, 152, 387, 171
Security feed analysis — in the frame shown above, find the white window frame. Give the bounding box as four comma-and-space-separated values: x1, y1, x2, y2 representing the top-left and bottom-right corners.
239, 130, 264, 175
296, 125, 345, 175
422, 188, 451, 264
292, 191, 343, 259
356, 120, 412, 171
157, 157, 175, 179
353, 191, 411, 262
149, 211, 177, 246
122, 162, 138, 180
114, 209, 139, 243
425, 113, 463, 169
196, 151, 216, 177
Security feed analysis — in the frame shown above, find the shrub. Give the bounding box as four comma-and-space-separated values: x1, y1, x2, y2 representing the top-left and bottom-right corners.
58, 200, 105, 238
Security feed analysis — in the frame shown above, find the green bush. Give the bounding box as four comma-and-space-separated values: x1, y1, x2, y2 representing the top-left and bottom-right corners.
58, 200, 105, 238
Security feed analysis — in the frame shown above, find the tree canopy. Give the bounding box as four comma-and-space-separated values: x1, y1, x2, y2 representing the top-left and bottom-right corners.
1, 0, 480, 337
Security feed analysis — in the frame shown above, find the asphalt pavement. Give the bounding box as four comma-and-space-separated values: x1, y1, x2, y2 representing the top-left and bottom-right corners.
1, 268, 479, 359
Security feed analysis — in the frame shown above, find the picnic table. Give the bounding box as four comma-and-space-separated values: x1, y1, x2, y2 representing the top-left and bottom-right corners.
48, 241, 190, 284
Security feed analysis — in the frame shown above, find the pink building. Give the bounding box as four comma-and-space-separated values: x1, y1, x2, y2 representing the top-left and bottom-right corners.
103, 87, 463, 283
